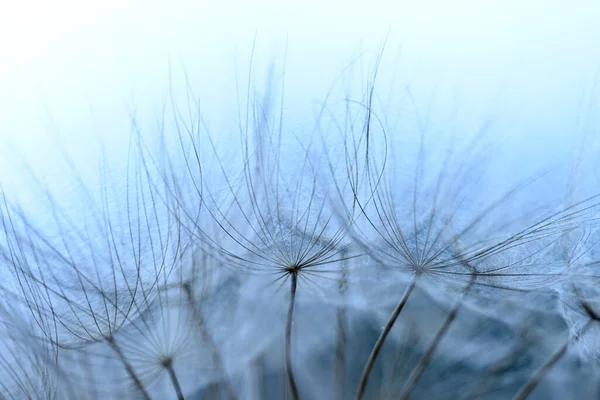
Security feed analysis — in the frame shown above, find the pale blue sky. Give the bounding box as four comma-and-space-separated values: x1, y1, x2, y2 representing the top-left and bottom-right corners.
0, 0, 599, 210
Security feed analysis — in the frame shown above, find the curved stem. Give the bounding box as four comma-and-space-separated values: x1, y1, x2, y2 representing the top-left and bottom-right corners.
163, 358, 184, 400
399, 280, 473, 399
513, 318, 594, 400
183, 284, 238, 400
512, 341, 568, 400
106, 336, 151, 400
356, 276, 418, 400
286, 272, 300, 400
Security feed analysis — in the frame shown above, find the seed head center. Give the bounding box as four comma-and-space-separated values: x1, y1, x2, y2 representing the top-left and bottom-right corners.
285, 264, 301, 275
413, 263, 427, 275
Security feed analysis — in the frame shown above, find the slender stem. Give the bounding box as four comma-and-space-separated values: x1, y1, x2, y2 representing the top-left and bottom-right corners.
286, 272, 300, 400
335, 307, 347, 400
512, 341, 568, 400
513, 319, 593, 400
398, 281, 473, 399
163, 357, 185, 400
356, 276, 418, 400
183, 283, 238, 400
513, 300, 600, 399
336, 252, 348, 400
106, 336, 151, 400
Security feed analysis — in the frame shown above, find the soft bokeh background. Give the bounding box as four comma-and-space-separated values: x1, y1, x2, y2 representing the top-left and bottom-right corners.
1, 1, 600, 398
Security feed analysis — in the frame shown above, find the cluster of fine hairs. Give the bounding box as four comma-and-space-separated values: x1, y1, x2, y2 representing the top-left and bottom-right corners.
1, 52, 600, 400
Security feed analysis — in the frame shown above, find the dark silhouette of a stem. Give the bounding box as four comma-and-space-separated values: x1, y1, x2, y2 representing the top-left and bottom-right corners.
514, 299, 600, 400
357, 276, 418, 400
512, 340, 569, 400
286, 272, 300, 400
106, 336, 151, 400
336, 251, 348, 400
182, 283, 237, 400
399, 279, 474, 399
162, 357, 184, 400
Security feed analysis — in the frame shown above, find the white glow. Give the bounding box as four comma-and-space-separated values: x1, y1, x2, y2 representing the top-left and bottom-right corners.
0, 0, 599, 200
